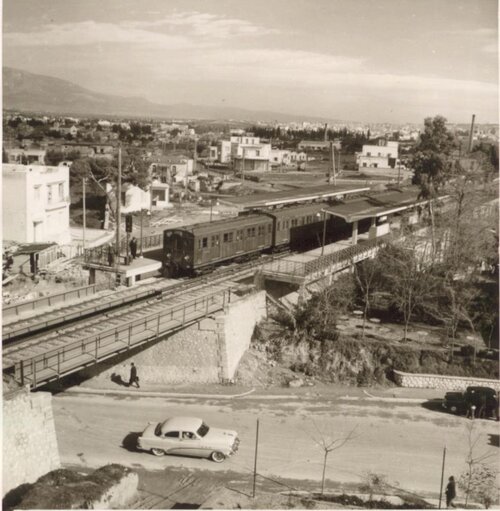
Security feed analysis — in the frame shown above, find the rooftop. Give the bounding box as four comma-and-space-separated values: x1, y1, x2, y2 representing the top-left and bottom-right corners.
220, 184, 370, 210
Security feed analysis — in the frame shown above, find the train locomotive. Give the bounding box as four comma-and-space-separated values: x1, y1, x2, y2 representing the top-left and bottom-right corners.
162, 201, 364, 277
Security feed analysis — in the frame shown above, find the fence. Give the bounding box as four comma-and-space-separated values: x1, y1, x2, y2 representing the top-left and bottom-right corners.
263, 237, 387, 279
2, 282, 111, 320
13, 288, 231, 388
84, 233, 163, 265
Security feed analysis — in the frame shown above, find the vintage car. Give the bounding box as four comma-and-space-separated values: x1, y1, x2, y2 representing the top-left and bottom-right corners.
442, 386, 498, 417
137, 416, 239, 462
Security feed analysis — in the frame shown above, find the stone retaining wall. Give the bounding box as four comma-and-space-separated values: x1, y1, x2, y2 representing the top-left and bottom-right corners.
3, 388, 61, 496
84, 290, 266, 385
393, 369, 500, 391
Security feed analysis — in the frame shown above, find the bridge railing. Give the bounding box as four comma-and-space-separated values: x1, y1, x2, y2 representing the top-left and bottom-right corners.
14, 288, 231, 388
2, 282, 111, 319
263, 236, 389, 278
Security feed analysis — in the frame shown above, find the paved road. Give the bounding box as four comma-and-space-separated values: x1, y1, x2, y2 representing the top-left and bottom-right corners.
52, 391, 499, 497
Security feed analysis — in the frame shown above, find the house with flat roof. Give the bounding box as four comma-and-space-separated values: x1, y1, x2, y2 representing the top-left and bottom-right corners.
3, 163, 71, 244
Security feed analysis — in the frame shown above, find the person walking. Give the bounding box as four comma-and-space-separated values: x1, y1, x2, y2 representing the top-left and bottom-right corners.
130, 237, 138, 259
128, 362, 140, 388
445, 476, 456, 508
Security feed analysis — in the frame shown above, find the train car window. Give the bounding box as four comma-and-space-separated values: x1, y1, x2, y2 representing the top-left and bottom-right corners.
251, 228, 256, 237
202, 237, 208, 248
268, 224, 272, 234
236, 230, 242, 241
277, 221, 281, 231
223, 233, 229, 243
211, 235, 219, 247
291, 219, 298, 227
223, 232, 233, 242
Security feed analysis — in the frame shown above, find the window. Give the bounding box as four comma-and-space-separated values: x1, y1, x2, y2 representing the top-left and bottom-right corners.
247, 227, 256, 237
291, 219, 298, 227
366, 152, 371, 156
268, 224, 272, 234
58, 183, 64, 201
34, 185, 41, 201
277, 221, 281, 231
47, 185, 53, 204
164, 431, 179, 438
236, 230, 242, 241
223, 232, 233, 243
202, 237, 208, 248
211, 235, 219, 247
155, 189, 166, 201
256, 150, 260, 157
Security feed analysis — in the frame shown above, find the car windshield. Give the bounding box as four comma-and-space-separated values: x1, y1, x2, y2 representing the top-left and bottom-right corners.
197, 423, 209, 437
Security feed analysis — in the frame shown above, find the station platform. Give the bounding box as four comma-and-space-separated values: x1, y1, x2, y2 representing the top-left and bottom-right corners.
86, 257, 162, 286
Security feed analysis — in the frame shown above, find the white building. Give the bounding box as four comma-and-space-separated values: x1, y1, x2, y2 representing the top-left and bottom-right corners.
3, 163, 71, 244
357, 140, 399, 171
4, 148, 46, 165
150, 181, 170, 210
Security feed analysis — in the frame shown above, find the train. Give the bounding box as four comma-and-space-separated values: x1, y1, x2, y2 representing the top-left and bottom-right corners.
162, 201, 370, 277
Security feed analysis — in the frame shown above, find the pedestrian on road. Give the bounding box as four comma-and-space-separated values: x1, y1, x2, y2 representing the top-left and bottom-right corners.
129, 362, 140, 388
445, 476, 456, 508
130, 237, 138, 259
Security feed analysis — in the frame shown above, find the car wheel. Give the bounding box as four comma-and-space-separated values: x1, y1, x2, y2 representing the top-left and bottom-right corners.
450, 405, 458, 413
151, 448, 166, 456
210, 451, 226, 463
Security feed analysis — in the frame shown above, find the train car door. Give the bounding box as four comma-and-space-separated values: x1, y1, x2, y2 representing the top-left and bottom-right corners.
221, 230, 235, 259
210, 234, 220, 261
244, 226, 256, 253
196, 235, 211, 264
235, 229, 244, 254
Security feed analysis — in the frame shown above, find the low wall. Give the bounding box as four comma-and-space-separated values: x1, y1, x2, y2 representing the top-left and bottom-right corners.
83, 290, 266, 385
393, 369, 500, 391
3, 389, 61, 496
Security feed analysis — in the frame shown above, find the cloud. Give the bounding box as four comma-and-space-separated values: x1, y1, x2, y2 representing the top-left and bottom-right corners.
4, 20, 191, 48
134, 11, 280, 39
4, 11, 278, 48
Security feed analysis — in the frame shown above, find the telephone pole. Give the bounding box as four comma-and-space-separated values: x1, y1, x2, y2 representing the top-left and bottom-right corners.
115, 146, 122, 274
468, 114, 476, 153
82, 177, 86, 252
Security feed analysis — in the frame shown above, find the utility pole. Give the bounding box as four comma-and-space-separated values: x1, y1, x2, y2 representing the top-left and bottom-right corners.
82, 177, 86, 253
438, 446, 447, 509
468, 114, 476, 153
140, 209, 144, 258
193, 137, 198, 173
115, 146, 122, 275
241, 147, 246, 185
329, 141, 336, 184
252, 419, 260, 498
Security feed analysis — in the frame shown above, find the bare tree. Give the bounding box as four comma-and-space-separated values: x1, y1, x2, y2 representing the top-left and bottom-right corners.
378, 241, 437, 341
308, 421, 358, 495
458, 421, 498, 508
354, 257, 382, 339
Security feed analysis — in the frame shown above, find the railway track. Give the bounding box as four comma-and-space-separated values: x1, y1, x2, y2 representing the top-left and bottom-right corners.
2, 251, 291, 369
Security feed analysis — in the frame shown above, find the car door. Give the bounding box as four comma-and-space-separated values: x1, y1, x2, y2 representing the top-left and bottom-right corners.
158, 430, 180, 453
176, 431, 207, 458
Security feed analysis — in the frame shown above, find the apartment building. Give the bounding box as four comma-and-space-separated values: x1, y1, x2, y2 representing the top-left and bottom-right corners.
357, 140, 399, 170
3, 163, 71, 244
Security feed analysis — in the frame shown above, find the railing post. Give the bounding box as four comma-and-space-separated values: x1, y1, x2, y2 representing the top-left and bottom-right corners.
157, 315, 160, 336
95, 337, 99, 360
32, 359, 37, 388
20, 360, 24, 386
128, 325, 132, 348
57, 351, 60, 376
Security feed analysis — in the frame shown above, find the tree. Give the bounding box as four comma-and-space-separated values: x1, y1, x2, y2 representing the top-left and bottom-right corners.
70, 147, 151, 222
308, 421, 358, 495
45, 149, 65, 166
458, 422, 498, 508
354, 257, 382, 339
294, 273, 355, 341
378, 242, 437, 341
411, 116, 456, 255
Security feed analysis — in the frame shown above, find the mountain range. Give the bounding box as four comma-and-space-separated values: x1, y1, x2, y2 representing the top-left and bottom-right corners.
3, 67, 346, 124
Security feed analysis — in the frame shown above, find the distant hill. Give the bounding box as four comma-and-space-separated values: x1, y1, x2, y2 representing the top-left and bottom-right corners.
3, 67, 347, 123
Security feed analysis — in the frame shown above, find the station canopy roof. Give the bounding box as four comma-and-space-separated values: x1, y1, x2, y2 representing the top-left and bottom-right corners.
323, 187, 427, 223
220, 184, 370, 210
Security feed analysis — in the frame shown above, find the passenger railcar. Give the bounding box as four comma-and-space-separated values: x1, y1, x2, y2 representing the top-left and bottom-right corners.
163, 215, 273, 276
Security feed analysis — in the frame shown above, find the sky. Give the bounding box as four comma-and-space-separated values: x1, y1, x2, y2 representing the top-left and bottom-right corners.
2, 0, 498, 123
